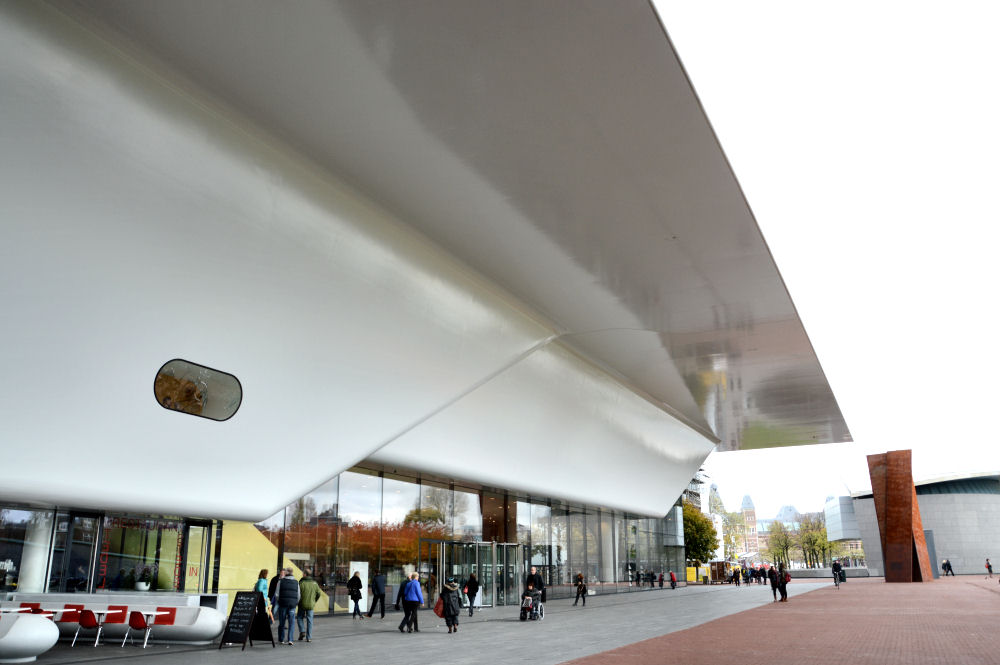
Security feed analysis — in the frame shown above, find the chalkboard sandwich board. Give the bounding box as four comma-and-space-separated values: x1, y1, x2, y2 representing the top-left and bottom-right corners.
220, 591, 275, 650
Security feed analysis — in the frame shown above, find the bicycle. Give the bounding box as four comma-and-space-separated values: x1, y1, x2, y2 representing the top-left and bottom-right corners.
832, 571, 841, 589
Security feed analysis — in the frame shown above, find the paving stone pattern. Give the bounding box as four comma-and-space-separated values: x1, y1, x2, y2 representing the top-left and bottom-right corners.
32, 576, 999, 665
565, 576, 1000, 665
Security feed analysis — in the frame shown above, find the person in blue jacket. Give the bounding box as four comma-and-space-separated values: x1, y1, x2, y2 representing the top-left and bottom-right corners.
255, 569, 271, 617
398, 572, 424, 633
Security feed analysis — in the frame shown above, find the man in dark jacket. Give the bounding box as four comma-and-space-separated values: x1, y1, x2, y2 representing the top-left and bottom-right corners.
367, 569, 387, 619
525, 566, 546, 603
271, 567, 300, 645
767, 565, 779, 601
268, 569, 282, 603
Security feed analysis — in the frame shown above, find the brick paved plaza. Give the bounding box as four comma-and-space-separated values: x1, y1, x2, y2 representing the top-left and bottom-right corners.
567, 576, 1000, 665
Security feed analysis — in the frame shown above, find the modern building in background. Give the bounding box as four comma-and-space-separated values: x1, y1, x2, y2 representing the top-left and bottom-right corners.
829, 473, 1000, 576
823, 497, 865, 567
0, 1, 849, 612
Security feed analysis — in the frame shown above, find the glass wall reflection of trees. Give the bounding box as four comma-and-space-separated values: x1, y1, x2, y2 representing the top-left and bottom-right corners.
253, 467, 684, 611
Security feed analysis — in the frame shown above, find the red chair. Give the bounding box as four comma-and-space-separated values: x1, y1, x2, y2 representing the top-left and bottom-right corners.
71, 609, 102, 647
121, 611, 153, 648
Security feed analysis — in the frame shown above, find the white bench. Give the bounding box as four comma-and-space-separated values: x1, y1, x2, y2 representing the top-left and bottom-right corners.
0, 614, 59, 663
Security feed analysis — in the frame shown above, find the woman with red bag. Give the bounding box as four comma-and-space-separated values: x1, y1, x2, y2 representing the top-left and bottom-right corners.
465, 573, 480, 617
777, 563, 790, 602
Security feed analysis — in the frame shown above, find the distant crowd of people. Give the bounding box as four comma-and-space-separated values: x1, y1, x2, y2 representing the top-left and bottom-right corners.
729, 562, 790, 602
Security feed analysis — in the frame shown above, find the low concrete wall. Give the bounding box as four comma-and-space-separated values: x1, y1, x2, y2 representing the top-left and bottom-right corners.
787, 568, 870, 579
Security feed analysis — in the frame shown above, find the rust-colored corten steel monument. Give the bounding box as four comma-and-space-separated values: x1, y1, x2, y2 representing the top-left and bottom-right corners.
867, 450, 934, 582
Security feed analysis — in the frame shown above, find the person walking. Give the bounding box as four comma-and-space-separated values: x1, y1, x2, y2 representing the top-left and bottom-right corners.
395, 574, 407, 611
465, 573, 479, 617
573, 572, 587, 606
268, 568, 283, 604
441, 577, 462, 633
271, 567, 300, 645
367, 570, 386, 619
669, 570, 677, 590
399, 572, 424, 633
777, 564, 789, 602
768, 565, 779, 601
297, 570, 321, 642
348, 570, 365, 619
426, 572, 437, 609
255, 569, 272, 621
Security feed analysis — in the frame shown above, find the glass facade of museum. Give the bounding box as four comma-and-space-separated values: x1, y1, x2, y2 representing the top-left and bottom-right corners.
1, 466, 684, 613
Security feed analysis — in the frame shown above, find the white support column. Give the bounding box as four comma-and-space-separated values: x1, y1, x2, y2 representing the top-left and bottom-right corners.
18, 512, 54, 592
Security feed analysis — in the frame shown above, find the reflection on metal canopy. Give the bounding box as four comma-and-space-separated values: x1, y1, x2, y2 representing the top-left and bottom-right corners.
0, 1, 849, 521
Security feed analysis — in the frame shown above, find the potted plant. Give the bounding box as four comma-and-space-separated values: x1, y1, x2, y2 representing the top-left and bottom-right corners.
135, 565, 153, 591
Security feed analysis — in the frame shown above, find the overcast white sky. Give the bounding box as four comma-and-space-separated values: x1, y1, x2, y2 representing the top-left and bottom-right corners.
653, 1, 1000, 520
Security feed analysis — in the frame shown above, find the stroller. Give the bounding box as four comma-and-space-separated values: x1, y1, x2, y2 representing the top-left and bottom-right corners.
519, 587, 544, 621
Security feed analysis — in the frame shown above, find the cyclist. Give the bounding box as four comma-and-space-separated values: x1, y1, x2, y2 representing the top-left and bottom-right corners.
832, 559, 843, 589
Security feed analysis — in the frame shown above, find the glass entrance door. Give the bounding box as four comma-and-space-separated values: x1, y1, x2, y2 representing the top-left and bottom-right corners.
418, 539, 442, 609
477, 543, 494, 607
180, 520, 212, 593
496, 543, 524, 606
444, 542, 475, 594
420, 540, 501, 607
48, 511, 99, 592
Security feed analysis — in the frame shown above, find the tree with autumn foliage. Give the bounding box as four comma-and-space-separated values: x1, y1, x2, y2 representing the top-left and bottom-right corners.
682, 501, 719, 565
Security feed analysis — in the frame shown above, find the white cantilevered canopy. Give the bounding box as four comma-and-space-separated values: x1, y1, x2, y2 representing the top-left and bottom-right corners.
0, 1, 848, 520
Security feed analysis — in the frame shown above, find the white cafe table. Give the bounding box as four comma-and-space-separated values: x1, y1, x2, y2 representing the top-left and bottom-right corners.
0, 609, 52, 618
139, 611, 169, 622
91, 609, 125, 646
